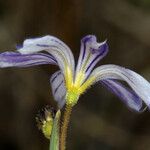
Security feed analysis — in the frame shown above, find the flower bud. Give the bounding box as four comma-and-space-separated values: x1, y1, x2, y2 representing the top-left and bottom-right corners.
36, 105, 56, 139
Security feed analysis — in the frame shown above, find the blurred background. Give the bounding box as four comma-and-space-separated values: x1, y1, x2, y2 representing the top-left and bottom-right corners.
0, 0, 150, 150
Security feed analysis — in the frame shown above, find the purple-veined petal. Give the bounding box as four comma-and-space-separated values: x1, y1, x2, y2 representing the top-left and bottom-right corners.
17, 35, 75, 77
50, 70, 66, 108
101, 79, 143, 112
0, 51, 57, 68
75, 35, 108, 83
89, 64, 150, 109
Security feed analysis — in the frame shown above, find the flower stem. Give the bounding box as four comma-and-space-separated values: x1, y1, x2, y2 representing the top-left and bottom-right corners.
60, 105, 72, 150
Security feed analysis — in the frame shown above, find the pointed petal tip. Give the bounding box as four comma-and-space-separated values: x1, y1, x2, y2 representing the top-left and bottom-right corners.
98, 40, 109, 52
81, 35, 108, 43
81, 35, 109, 54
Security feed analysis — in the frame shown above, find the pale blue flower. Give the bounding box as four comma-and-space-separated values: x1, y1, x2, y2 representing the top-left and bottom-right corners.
0, 35, 150, 112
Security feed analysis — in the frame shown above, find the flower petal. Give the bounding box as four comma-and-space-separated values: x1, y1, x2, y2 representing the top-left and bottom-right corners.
75, 35, 108, 83
50, 70, 66, 108
101, 79, 143, 112
89, 64, 150, 109
17, 35, 75, 78
0, 52, 57, 67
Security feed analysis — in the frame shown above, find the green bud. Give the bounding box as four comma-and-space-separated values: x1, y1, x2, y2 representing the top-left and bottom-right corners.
36, 105, 56, 139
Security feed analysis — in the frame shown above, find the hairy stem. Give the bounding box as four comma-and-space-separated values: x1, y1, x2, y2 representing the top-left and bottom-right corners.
60, 105, 72, 150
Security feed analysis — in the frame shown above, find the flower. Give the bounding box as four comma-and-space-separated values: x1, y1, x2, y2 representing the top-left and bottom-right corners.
0, 35, 150, 112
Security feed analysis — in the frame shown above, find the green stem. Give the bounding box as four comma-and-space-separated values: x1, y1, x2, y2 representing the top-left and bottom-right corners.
60, 105, 72, 150
49, 110, 61, 150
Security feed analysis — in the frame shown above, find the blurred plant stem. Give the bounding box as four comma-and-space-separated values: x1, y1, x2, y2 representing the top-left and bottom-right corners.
60, 105, 72, 150
49, 110, 61, 150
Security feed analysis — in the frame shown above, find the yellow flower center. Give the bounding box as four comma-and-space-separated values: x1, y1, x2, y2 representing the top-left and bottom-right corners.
65, 68, 96, 107
66, 87, 80, 106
